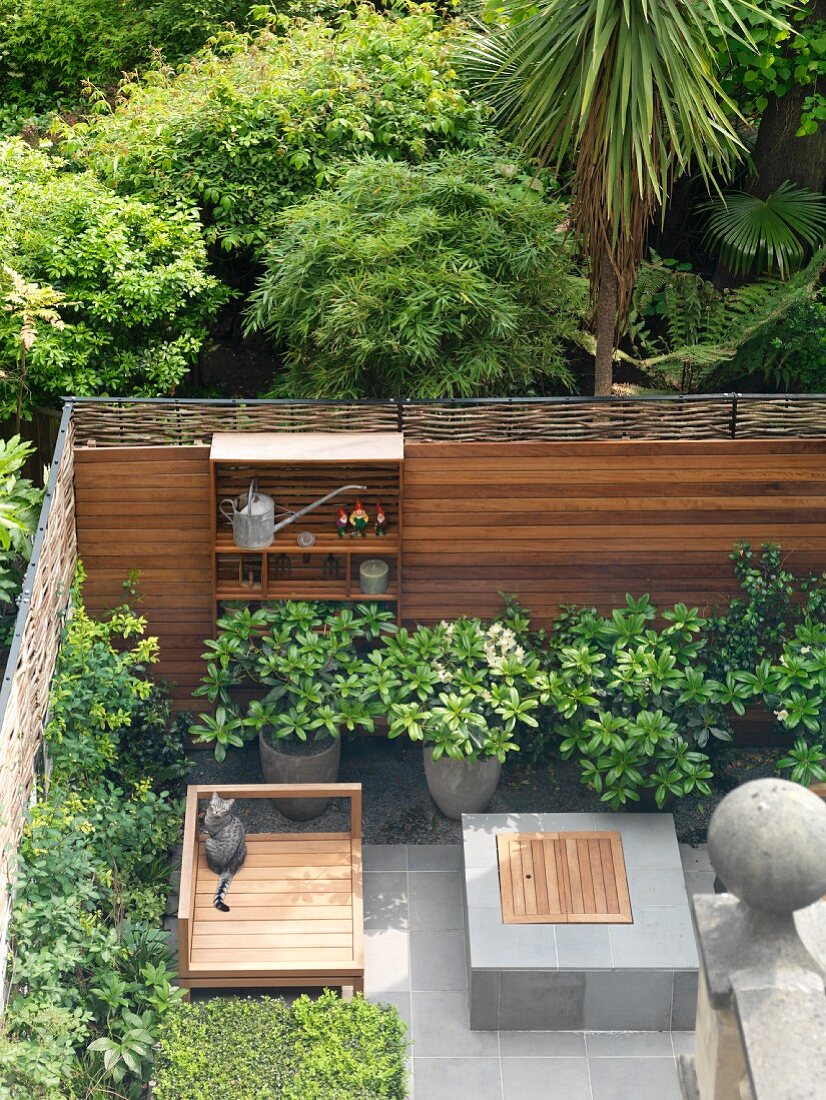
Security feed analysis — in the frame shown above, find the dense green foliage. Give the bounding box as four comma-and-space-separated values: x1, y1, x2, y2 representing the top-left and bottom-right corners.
0, 0, 256, 108
67, 8, 490, 255
0, 140, 228, 413
0, 584, 187, 1098
192, 601, 396, 760
710, 0, 826, 135
246, 153, 584, 397
372, 610, 540, 761
0, 435, 41, 637
153, 992, 408, 1100
627, 249, 826, 392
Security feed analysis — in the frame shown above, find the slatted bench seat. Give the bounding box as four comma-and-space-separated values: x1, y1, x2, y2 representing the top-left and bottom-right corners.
177, 783, 363, 998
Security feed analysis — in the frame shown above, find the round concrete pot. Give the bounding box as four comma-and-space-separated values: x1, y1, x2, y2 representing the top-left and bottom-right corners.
258, 731, 341, 821
423, 747, 501, 820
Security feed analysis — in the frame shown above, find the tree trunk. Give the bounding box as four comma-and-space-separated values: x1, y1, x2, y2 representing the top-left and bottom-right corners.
594, 250, 617, 396
714, 0, 826, 287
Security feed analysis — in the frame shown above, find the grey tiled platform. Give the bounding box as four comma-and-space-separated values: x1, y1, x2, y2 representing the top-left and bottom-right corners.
362, 843, 698, 1100
462, 814, 699, 1031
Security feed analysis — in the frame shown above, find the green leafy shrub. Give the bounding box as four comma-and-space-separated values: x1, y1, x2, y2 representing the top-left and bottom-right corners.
0, 0, 257, 108
153, 991, 408, 1100
245, 152, 584, 397
0, 434, 42, 640
369, 612, 540, 761
66, 7, 492, 255
535, 596, 725, 808
0, 139, 228, 416
0, 580, 186, 1098
192, 601, 396, 760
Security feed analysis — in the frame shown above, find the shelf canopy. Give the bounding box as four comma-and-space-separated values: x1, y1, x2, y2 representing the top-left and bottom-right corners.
210, 432, 404, 464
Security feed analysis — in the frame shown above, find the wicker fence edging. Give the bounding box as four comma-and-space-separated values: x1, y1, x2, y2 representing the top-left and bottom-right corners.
0, 405, 77, 1002
68, 394, 826, 445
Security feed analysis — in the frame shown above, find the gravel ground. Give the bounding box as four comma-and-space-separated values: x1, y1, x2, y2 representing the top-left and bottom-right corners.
186, 738, 783, 846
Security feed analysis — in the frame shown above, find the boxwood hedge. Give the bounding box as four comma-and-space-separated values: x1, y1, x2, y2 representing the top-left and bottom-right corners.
152, 991, 408, 1100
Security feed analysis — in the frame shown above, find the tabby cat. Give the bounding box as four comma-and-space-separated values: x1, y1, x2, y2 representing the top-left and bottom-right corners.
204, 792, 247, 912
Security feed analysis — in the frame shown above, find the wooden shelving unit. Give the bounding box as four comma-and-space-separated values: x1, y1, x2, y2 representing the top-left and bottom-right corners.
210, 432, 403, 622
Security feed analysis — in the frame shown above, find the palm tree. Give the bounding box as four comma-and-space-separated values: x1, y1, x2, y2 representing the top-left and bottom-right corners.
464, 0, 777, 394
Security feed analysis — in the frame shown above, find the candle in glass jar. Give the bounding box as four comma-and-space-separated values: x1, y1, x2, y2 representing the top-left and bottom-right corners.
359, 558, 389, 595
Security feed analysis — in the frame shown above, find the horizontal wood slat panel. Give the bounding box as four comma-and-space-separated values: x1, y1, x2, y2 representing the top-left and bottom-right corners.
75, 439, 826, 706
402, 440, 826, 630
75, 445, 213, 707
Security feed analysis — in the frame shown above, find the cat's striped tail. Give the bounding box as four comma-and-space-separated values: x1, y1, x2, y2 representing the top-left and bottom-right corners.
213, 870, 234, 912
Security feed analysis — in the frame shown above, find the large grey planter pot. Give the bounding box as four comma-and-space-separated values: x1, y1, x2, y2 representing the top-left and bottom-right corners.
258, 731, 341, 821
423, 747, 501, 820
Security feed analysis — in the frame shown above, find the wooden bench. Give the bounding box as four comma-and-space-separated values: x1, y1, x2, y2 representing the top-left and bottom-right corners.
177, 783, 364, 998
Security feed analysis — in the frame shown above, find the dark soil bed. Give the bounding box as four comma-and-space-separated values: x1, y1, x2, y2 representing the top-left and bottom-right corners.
186, 738, 783, 847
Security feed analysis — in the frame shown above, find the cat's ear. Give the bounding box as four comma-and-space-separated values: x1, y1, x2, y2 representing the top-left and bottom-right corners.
226, 799, 235, 809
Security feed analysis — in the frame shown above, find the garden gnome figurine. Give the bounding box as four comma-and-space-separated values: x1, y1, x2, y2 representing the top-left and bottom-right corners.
375, 502, 387, 537
336, 507, 349, 538
350, 499, 369, 537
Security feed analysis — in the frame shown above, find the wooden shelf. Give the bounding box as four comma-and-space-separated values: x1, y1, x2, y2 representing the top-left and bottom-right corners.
210, 432, 403, 627
215, 530, 399, 554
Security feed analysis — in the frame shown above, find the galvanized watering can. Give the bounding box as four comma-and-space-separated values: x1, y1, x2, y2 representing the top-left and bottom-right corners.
220, 479, 367, 550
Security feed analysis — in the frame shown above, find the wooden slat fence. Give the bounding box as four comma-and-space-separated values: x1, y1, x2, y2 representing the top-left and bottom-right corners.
0, 410, 76, 967
74, 436, 826, 707
402, 439, 826, 622
74, 445, 212, 704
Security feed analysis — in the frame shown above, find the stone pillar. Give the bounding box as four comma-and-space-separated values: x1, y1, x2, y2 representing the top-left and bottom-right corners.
679, 778, 826, 1100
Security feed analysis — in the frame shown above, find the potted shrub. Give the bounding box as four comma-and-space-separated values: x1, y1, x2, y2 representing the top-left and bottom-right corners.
191, 601, 394, 819
533, 596, 723, 809
369, 617, 540, 818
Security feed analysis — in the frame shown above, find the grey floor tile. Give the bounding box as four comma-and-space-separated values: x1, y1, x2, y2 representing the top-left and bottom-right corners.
465, 865, 501, 908
609, 906, 698, 969
499, 1031, 586, 1057
586, 1031, 675, 1058
364, 871, 409, 931
614, 816, 682, 869
679, 844, 712, 873
413, 1057, 503, 1100
684, 871, 716, 896
625, 866, 691, 907
411, 991, 500, 1057
409, 872, 464, 931
408, 844, 462, 871
364, 929, 410, 995
589, 1056, 681, 1100
670, 1031, 696, 1057
467, 906, 557, 969
502, 1056, 592, 1100
367, 990, 412, 1030
363, 844, 408, 872
410, 929, 468, 990
584, 970, 673, 1031
555, 924, 612, 968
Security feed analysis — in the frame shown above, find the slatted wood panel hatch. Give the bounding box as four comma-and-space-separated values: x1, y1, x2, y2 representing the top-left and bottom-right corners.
191, 832, 357, 973
497, 832, 633, 925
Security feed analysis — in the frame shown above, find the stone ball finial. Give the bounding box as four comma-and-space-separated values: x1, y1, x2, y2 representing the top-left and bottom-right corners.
708, 778, 826, 915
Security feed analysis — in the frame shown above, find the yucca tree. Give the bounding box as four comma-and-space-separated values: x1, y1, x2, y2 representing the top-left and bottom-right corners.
464, 0, 778, 394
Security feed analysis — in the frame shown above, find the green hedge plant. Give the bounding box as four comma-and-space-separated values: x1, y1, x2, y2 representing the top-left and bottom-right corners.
245, 152, 584, 398
153, 991, 408, 1100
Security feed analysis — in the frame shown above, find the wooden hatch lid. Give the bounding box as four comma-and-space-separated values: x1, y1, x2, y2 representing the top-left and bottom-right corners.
496, 832, 633, 925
